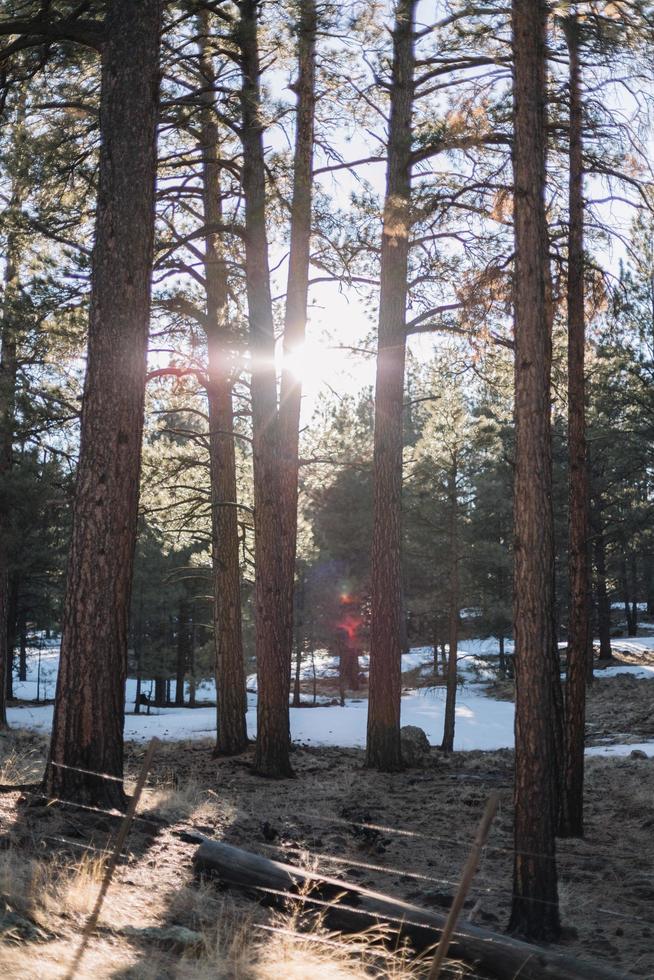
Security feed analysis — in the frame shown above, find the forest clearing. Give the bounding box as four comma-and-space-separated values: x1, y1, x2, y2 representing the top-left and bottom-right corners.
5, 636, 654, 755
0, 634, 652, 978
0, 661, 653, 979
2, 0, 654, 977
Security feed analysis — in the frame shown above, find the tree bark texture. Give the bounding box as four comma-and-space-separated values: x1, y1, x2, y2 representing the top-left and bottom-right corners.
620, 552, 636, 635
508, 0, 561, 940
5, 576, 18, 701
292, 572, 306, 707
0, 104, 26, 728
175, 596, 189, 707
366, 0, 415, 772
154, 677, 166, 708
278, 0, 317, 713
629, 557, 638, 636
18, 611, 26, 683
441, 458, 459, 753
198, 13, 248, 755
591, 500, 612, 659
645, 555, 654, 616
561, 14, 590, 839
44, 0, 162, 809
238, 0, 291, 777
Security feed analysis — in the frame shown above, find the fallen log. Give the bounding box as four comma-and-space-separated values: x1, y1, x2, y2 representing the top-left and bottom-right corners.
192, 838, 626, 980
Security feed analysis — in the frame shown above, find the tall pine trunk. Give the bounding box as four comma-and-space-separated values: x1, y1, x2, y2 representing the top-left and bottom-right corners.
175, 596, 189, 707
366, 0, 415, 772
278, 0, 317, 734
508, 0, 561, 941
620, 551, 636, 635
18, 611, 26, 684
154, 677, 166, 708
441, 456, 459, 753
238, 0, 291, 777
0, 106, 26, 727
5, 576, 18, 701
560, 13, 590, 839
591, 493, 612, 658
198, 13, 248, 755
0, 320, 13, 726
645, 555, 654, 615
44, 0, 162, 808
629, 557, 638, 636
188, 614, 197, 708
594, 534, 612, 658
292, 571, 306, 707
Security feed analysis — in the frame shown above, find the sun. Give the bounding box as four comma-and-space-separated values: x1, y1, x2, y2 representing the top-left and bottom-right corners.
280, 338, 338, 391
282, 337, 364, 397
279, 336, 375, 407
275, 291, 378, 413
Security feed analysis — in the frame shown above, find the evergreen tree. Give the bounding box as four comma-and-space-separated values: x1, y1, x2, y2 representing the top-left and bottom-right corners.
45, 0, 163, 808
508, 0, 561, 940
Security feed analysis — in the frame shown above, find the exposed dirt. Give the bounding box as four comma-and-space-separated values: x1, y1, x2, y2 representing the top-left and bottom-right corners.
475, 655, 654, 749
0, 718, 652, 979
586, 673, 654, 745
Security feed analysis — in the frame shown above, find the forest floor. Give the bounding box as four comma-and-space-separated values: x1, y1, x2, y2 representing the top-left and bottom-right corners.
482, 655, 654, 751
0, 673, 652, 980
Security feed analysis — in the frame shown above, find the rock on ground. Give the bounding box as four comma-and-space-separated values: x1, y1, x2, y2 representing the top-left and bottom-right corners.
400, 725, 431, 766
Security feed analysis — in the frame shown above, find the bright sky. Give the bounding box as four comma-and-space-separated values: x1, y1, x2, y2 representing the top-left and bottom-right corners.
146, 2, 650, 423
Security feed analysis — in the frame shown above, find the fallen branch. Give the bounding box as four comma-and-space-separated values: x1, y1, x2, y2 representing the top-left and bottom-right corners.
192, 838, 625, 980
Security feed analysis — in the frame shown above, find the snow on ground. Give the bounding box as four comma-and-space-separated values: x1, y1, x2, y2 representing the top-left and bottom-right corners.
9, 641, 519, 750
12, 647, 60, 702
6, 635, 652, 752
604, 636, 654, 653
7, 686, 517, 751
596, 663, 654, 680
399, 648, 433, 671
586, 742, 654, 758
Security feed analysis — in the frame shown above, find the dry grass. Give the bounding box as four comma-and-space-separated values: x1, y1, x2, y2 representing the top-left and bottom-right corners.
139, 777, 207, 823
0, 847, 112, 928
56, 853, 108, 920
0, 938, 141, 979
0, 854, 457, 980
0, 719, 652, 978
0, 732, 48, 786
0, 840, 475, 980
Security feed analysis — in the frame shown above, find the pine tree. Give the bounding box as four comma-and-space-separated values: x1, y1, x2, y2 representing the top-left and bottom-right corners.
366, 0, 416, 772
508, 0, 561, 940
560, 9, 591, 840
197, 11, 248, 756
44, 0, 163, 808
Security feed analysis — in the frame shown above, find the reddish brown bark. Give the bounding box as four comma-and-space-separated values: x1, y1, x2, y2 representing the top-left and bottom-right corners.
44, 0, 162, 808
175, 596, 189, 707
5, 576, 19, 701
441, 458, 459, 754
198, 13, 248, 756
0, 96, 26, 729
237, 0, 291, 777
292, 573, 306, 707
278, 0, 317, 725
560, 13, 590, 839
591, 496, 612, 660
0, 254, 17, 730
508, 0, 561, 940
366, 0, 416, 772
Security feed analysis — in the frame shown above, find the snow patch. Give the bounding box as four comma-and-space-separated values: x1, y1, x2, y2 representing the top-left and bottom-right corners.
7, 639, 652, 755
586, 742, 654, 758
